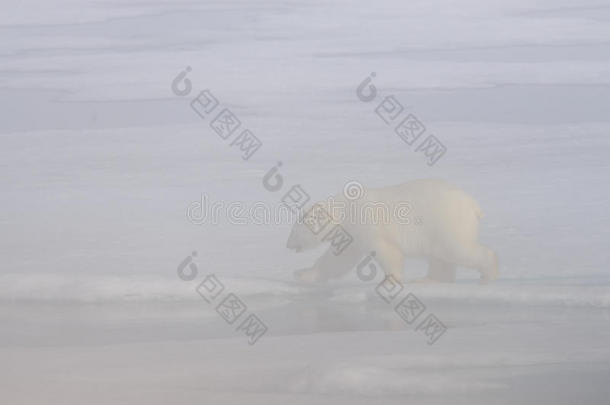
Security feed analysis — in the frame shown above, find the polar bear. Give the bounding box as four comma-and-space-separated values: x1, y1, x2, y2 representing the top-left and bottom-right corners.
286, 179, 498, 283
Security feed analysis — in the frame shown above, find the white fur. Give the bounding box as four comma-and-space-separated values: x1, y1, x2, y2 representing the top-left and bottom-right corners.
287, 179, 498, 283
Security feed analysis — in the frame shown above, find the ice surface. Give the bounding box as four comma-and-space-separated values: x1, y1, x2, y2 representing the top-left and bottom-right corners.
1, 0, 610, 404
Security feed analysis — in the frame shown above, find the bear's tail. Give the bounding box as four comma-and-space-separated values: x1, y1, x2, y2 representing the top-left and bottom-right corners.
474, 204, 483, 220
470, 197, 484, 221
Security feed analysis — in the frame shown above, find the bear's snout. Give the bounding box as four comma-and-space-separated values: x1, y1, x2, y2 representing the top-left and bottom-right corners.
286, 239, 302, 252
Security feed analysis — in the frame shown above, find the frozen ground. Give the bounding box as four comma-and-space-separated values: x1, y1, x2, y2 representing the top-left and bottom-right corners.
1, 0, 610, 404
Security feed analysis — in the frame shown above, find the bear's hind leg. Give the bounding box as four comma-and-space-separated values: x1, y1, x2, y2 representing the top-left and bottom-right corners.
429, 258, 456, 282
411, 258, 456, 283
455, 243, 498, 283
477, 245, 499, 283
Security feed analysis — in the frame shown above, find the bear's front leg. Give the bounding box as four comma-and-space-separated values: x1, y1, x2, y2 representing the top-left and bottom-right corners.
372, 241, 406, 283
294, 266, 322, 283
410, 258, 456, 283
294, 245, 362, 283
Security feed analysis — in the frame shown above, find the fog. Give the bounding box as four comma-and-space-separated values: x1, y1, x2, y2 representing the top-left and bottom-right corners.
1, 0, 610, 404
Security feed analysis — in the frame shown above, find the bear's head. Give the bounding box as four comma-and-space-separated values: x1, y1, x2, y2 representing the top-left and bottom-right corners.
286, 222, 320, 252
286, 198, 342, 253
